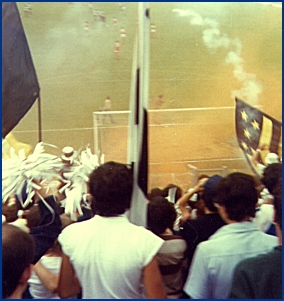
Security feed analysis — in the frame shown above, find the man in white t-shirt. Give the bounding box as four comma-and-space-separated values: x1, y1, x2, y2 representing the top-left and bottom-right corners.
58, 161, 166, 299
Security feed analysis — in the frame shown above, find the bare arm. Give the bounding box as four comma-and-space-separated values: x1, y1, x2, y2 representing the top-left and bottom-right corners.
33, 260, 59, 294
143, 255, 167, 299
176, 185, 202, 221
58, 253, 81, 298
176, 191, 195, 222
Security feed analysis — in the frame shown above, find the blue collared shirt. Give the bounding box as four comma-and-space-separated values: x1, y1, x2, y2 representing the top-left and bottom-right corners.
183, 221, 278, 299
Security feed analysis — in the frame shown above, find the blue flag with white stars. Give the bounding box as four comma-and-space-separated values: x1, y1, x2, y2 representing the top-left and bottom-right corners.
235, 98, 282, 175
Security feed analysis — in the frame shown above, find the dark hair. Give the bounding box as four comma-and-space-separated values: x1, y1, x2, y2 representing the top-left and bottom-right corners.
147, 196, 176, 235
89, 161, 133, 217
203, 175, 222, 212
2, 224, 35, 298
273, 178, 282, 230
161, 184, 182, 204
2, 197, 21, 223
262, 163, 282, 194
215, 172, 258, 221
147, 187, 163, 201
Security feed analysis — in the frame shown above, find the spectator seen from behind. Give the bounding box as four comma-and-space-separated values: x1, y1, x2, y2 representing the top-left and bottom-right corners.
147, 196, 187, 298
58, 161, 166, 299
182, 172, 278, 299
179, 175, 225, 272
253, 163, 282, 235
229, 178, 282, 299
2, 224, 35, 299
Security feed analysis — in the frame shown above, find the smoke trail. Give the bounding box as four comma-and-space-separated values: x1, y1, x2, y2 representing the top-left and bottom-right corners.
172, 8, 263, 105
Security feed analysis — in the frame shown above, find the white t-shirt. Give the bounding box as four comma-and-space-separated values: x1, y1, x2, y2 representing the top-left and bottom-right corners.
28, 256, 62, 299
58, 214, 164, 299
253, 203, 275, 232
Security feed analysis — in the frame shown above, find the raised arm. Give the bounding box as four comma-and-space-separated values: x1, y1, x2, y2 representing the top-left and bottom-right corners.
176, 181, 205, 223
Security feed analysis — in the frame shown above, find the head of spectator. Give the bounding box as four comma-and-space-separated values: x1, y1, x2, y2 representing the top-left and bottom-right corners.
147, 196, 176, 235
264, 152, 280, 165
2, 224, 35, 299
214, 172, 258, 223
202, 174, 222, 213
261, 163, 282, 194
162, 184, 182, 204
89, 161, 133, 217
2, 195, 21, 223
147, 187, 163, 201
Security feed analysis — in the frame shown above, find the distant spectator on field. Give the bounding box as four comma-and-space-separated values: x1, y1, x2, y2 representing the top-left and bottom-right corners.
120, 27, 126, 42
147, 196, 187, 298
153, 94, 165, 123
23, 3, 32, 17
154, 94, 164, 110
2, 224, 35, 299
112, 16, 118, 28
114, 40, 121, 60
102, 96, 115, 124
93, 10, 98, 21
229, 178, 282, 299
182, 172, 278, 299
99, 11, 106, 23
23, 4, 29, 17
58, 161, 166, 299
83, 21, 89, 35
150, 23, 156, 38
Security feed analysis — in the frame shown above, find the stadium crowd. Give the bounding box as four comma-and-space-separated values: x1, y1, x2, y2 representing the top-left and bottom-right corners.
2, 143, 282, 299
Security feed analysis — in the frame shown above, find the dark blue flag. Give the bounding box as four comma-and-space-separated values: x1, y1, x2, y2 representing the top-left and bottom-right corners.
235, 98, 282, 175
2, 2, 40, 138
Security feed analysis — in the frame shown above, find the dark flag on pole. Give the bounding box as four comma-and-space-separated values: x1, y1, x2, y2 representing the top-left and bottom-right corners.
2, 2, 40, 138
235, 97, 282, 175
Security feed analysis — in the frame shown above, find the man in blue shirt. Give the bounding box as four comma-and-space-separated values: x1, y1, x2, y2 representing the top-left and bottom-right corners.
228, 177, 282, 299
182, 172, 278, 299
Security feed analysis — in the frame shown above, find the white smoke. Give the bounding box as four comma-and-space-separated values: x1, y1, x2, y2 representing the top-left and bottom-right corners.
172, 8, 263, 105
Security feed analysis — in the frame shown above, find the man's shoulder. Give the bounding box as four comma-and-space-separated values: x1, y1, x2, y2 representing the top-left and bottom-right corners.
183, 216, 205, 227
238, 246, 281, 269
59, 217, 92, 237
183, 215, 222, 232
